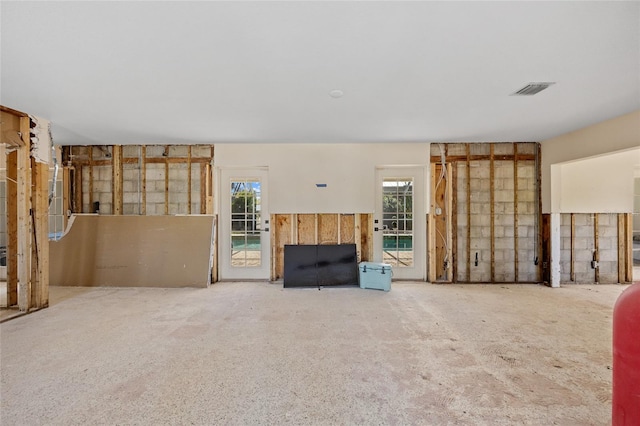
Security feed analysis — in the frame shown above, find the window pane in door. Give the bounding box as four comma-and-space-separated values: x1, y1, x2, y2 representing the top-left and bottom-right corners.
230, 180, 261, 267
382, 178, 413, 267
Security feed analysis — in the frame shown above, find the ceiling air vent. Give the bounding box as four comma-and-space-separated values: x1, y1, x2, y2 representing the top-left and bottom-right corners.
512, 82, 555, 96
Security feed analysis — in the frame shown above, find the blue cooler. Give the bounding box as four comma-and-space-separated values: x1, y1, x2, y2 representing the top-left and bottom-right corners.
359, 262, 392, 291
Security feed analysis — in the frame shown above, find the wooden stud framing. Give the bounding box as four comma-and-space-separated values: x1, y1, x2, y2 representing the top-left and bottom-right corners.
88, 147, 94, 211
593, 213, 599, 283
465, 144, 471, 283
618, 213, 626, 283
141, 146, 147, 215
164, 146, 169, 215
200, 163, 207, 214
536, 143, 543, 282
625, 213, 633, 282
356, 213, 366, 262
6, 150, 18, 306
187, 146, 192, 214
513, 143, 519, 282
489, 144, 495, 282
63, 167, 71, 229
451, 163, 458, 282
112, 145, 123, 215
31, 159, 49, 308
17, 116, 32, 311
570, 213, 576, 282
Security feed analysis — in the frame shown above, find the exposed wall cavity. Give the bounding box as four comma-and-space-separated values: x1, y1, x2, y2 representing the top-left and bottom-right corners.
62, 145, 214, 216
431, 142, 540, 283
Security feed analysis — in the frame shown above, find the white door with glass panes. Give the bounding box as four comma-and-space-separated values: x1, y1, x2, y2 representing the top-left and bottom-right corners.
219, 168, 270, 280
373, 167, 426, 280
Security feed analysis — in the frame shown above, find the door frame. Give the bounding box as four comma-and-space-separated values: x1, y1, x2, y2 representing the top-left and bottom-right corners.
373, 166, 427, 281
217, 167, 270, 280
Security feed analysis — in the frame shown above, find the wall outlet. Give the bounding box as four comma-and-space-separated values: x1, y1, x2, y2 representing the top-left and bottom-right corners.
591, 260, 599, 269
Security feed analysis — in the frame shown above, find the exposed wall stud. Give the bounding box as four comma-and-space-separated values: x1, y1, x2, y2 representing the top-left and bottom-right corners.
489, 144, 495, 282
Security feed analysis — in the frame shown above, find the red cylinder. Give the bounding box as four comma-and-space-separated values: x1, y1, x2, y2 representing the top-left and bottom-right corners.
613, 283, 640, 425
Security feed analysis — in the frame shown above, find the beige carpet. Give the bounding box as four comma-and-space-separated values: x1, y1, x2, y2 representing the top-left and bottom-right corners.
1, 282, 628, 425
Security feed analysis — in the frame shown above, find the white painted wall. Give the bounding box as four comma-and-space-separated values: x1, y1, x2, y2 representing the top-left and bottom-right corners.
215, 143, 430, 213
541, 110, 640, 213
557, 150, 639, 213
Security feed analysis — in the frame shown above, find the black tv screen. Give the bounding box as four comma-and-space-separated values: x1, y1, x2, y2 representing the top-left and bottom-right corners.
284, 244, 358, 288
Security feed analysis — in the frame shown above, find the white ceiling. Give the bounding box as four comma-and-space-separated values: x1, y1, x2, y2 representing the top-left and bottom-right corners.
1, 1, 639, 145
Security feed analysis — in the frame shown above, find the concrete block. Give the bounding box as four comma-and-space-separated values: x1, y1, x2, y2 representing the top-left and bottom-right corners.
495, 190, 513, 203
170, 192, 188, 204
517, 165, 535, 178
123, 192, 139, 204
147, 192, 165, 203
192, 145, 212, 158
575, 225, 594, 239
573, 214, 591, 227
600, 226, 618, 238
599, 249, 618, 262
470, 238, 491, 250
123, 180, 137, 193
519, 215, 535, 226
123, 168, 140, 181
576, 250, 594, 262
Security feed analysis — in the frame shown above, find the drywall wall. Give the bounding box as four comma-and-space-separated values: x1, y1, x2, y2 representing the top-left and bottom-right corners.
541, 110, 640, 213
50, 215, 214, 287
214, 143, 430, 213
557, 150, 638, 213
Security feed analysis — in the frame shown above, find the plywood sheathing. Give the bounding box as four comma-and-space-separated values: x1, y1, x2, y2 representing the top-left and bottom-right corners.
271, 213, 371, 280
50, 215, 215, 288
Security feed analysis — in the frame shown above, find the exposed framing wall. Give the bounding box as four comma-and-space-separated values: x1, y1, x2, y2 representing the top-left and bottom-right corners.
62, 145, 214, 216
1, 106, 50, 311
430, 142, 541, 283
271, 213, 372, 281
556, 212, 633, 284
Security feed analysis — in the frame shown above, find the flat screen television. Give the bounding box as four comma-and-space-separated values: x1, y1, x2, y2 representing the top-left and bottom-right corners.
284, 244, 358, 288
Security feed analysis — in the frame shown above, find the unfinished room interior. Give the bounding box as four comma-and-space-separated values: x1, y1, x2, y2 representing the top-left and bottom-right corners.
1, 1, 639, 425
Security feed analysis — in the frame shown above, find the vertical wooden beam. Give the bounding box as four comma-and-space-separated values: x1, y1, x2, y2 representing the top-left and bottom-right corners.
88, 147, 94, 212
6, 150, 18, 306
354, 213, 362, 263
490, 144, 495, 282
314, 213, 319, 244
625, 213, 633, 282
514, 143, 519, 282
200, 163, 206, 215
74, 165, 83, 213
618, 213, 626, 283
62, 167, 71, 229
31, 159, 49, 308
451, 163, 458, 282
292, 214, 298, 246
536, 143, 543, 282
141, 146, 147, 215
206, 164, 213, 214
570, 213, 576, 282
187, 146, 192, 214
465, 143, 471, 283
337, 214, 342, 244
428, 164, 436, 282
164, 146, 169, 215
594, 213, 599, 283
17, 116, 32, 311
112, 145, 123, 215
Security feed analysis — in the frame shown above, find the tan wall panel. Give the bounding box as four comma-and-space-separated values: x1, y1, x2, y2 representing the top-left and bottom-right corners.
50, 215, 214, 288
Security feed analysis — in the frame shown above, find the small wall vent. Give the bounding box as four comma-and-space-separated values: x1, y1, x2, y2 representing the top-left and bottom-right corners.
512, 82, 555, 96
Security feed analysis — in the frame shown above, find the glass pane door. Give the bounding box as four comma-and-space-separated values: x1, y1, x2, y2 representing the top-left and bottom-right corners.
230, 179, 262, 268
383, 178, 414, 267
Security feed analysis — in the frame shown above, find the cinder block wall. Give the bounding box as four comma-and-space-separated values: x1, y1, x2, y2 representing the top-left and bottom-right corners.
559, 213, 622, 284
449, 142, 539, 283
65, 145, 212, 216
